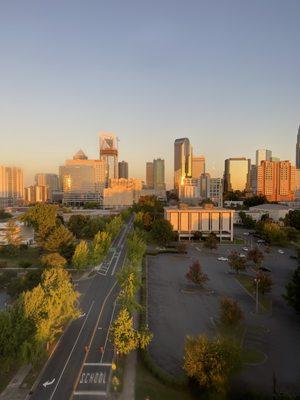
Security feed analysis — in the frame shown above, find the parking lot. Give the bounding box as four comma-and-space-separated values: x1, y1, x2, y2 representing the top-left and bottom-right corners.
147, 233, 300, 395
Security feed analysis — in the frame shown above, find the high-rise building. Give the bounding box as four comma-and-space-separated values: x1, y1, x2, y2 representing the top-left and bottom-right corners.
256, 149, 272, 166
174, 138, 192, 192
118, 161, 128, 179
25, 185, 49, 204
0, 166, 24, 206
210, 178, 223, 207
59, 150, 106, 205
199, 173, 211, 198
153, 158, 166, 191
224, 158, 251, 193
192, 156, 205, 178
146, 162, 154, 188
257, 160, 296, 202
99, 132, 118, 183
296, 126, 300, 169
35, 173, 59, 200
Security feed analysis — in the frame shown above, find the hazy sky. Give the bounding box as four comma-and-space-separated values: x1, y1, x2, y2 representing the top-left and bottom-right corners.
1, 0, 300, 188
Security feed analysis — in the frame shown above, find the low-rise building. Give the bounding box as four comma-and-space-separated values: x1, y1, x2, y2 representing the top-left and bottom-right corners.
234, 203, 292, 224
164, 204, 234, 241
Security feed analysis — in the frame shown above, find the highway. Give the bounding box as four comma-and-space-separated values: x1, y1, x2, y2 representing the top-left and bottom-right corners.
29, 218, 132, 400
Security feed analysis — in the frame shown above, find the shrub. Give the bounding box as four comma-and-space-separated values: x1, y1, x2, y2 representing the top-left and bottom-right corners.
219, 297, 244, 326
186, 260, 208, 287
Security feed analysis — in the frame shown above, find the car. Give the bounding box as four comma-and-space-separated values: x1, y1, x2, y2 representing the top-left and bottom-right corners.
243, 232, 250, 236
242, 247, 249, 252
218, 257, 228, 261
239, 253, 246, 258
259, 266, 271, 272
257, 239, 265, 244
278, 249, 284, 254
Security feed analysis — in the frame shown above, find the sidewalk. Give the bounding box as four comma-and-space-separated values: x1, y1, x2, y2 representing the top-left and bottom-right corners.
0, 365, 31, 400
118, 351, 137, 400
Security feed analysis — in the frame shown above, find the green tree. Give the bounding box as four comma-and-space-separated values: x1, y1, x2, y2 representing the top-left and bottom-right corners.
44, 225, 75, 258
5, 218, 21, 249
151, 218, 174, 245
183, 335, 241, 395
105, 215, 123, 239
67, 215, 91, 238
247, 247, 264, 269
244, 195, 268, 208
0, 209, 12, 220
117, 267, 141, 312
254, 271, 273, 295
204, 233, 218, 250
228, 251, 246, 274
186, 260, 208, 287
284, 265, 300, 314
127, 231, 146, 267
72, 240, 90, 270
138, 325, 153, 349
20, 204, 58, 245
40, 253, 67, 269
7, 270, 43, 298
21, 267, 79, 345
219, 297, 244, 326
239, 211, 256, 229
110, 308, 138, 355
91, 231, 111, 265
284, 210, 300, 230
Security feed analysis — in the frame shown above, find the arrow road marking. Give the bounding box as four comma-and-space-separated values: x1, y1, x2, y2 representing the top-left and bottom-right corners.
43, 378, 55, 388
78, 313, 86, 318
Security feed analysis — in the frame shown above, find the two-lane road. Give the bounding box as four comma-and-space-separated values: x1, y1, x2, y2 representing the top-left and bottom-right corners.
30, 219, 132, 400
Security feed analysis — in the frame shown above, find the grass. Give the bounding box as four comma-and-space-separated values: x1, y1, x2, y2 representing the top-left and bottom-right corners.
135, 356, 196, 400
0, 247, 41, 268
235, 274, 272, 313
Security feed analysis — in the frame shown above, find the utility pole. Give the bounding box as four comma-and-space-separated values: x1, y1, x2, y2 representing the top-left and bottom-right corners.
255, 276, 260, 313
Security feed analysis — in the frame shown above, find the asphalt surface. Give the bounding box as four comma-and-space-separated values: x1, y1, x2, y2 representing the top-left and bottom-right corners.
30, 218, 133, 400
148, 236, 300, 395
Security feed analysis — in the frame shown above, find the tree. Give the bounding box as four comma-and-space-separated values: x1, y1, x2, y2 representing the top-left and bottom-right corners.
91, 231, 111, 265
0, 209, 12, 221
40, 253, 67, 269
110, 308, 138, 355
247, 247, 264, 269
117, 270, 141, 312
7, 270, 43, 298
67, 215, 91, 238
228, 251, 246, 274
72, 241, 90, 270
244, 195, 268, 208
21, 267, 79, 344
105, 215, 123, 239
284, 265, 300, 313
5, 218, 21, 249
254, 271, 273, 295
203, 233, 218, 250
151, 218, 174, 245
183, 335, 241, 395
193, 231, 202, 241
239, 211, 256, 229
219, 297, 244, 326
137, 325, 153, 349
127, 231, 146, 267
44, 225, 75, 258
186, 260, 208, 287
284, 210, 300, 230
20, 204, 58, 245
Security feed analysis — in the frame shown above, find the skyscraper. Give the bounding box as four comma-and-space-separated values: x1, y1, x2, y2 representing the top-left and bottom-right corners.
296, 126, 300, 169
174, 138, 192, 192
192, 156, 205, 178
153, 158, 166, 191
146, 162, 154, 188
0, 166, 24, 207
257, 160, 295, 202
118, 161, 129, 179
99, 132, 118, 182
35, 173, 59, 200
256, 149, 272, 166
224, 158, 251, 193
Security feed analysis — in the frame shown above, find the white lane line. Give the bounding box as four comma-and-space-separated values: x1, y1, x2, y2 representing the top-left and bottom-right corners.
110, 248, 125, 276
84, 363, 112, 366
100, 301, 118, 363
73, 391, 106, 396
49, 301, 95, 400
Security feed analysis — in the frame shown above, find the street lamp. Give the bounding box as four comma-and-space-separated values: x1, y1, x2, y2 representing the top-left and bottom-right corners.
254, 276, 260, 313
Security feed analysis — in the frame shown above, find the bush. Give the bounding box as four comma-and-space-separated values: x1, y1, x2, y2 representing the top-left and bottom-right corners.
19, 244, 29, 251
18, 261, 32, 268
219, 297, 244, 326
186, 260, 208, 287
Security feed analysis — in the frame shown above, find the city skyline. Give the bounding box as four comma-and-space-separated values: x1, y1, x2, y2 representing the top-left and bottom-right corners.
1, 1, 300, 187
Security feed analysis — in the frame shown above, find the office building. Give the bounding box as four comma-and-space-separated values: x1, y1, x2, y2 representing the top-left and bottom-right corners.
146, 162, 154, 188
103, 178, 142, 209
257, 160, 296, 202
224, 158, 251, 193
179, 178, 200, 199
0, 166, 24, 206
153, 158, 166, 191
59, 150, 106, 205
164, 204, 234, 241
25, 185, 49, 204
296, 125, 300, 169
174, 138, 192, 192
192, 156, 205, 178
209, 178, 223, 207
35, 173, 59, 200
99, 132, 118, 182
256, 149, 272, 166
118, 161, 128, 179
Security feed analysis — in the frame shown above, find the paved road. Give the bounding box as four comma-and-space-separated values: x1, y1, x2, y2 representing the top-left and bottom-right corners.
29, 218, 132, 400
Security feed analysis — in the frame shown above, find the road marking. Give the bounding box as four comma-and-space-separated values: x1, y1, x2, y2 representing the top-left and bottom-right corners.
43, 378, 55, 388
78, 313, 86, 318
100, 301, 118, 363
49, 301, 95, 400
84, 363, 112, 366
73, 391, 106, 396
110, 248, 124, 276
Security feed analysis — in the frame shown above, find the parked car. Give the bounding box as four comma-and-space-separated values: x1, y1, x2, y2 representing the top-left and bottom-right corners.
242, 247, 249, 252
278, 249, 284, 254
259, 267, 271, 272
218, 257, 228, 261
239, 253, 246, 258
243, 232, 250, 236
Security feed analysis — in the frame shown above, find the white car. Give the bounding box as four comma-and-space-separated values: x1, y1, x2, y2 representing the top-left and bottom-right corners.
239, 253, 246, 258
242, 247, 249, 252
218, 257, 228, 261
278, 249, 284, 254
257, 239, 265, 244
243, 232, 250, 236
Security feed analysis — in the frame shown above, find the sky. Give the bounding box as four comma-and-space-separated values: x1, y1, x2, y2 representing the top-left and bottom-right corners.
0, 0, 300, 188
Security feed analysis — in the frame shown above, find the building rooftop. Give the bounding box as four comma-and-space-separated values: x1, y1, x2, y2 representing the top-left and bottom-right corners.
249, 203, 291, 211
